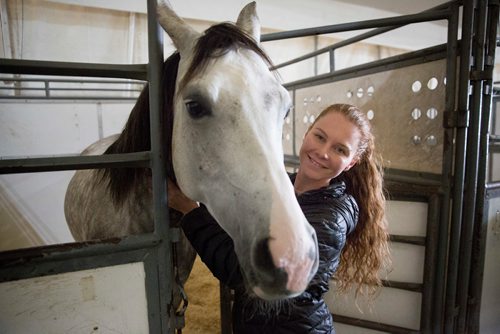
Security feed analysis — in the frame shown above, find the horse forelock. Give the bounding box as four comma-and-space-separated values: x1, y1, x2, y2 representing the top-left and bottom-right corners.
100, 52, 181, 205
178, 22, 274, 93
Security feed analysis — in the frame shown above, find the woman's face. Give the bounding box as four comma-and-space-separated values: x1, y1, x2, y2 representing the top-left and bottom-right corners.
298, 111, 361, 188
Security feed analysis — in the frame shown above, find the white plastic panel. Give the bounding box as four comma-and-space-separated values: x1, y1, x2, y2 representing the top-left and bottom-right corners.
491, 153, 500, 182
336, 323, 388, 334
0, 262, 149, 334
386, 200, 428, 237
327, 285, 421, 331
324, 200, 427, 330
387, 242, 425, 284
480, 197, 500, 333
385, 200, 427, 283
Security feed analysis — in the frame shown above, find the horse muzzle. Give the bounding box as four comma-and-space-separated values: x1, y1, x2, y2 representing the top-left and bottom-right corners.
249, 230, 319, 300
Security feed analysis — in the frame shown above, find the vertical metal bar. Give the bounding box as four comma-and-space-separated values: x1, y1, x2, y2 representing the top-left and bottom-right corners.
313, 35, 318, 76
420, 194, 440, 333
488, 97, 498, 181
434, 2, 459, 332
329, 49, 335, 72
44, 80, 50, 97
96, 102, 104, 139
466, 1, 499, 331
0, 0, 12, 58
146, 0, 173, 333
127, 12, 137, 97
444, 1, 475, 332
456, 0, 489, 331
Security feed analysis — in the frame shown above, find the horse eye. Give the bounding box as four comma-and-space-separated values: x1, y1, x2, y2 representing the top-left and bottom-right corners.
185, 101, 210, 119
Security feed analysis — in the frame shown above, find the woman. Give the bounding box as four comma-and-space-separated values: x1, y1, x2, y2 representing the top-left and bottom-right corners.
168, 103, 390, 333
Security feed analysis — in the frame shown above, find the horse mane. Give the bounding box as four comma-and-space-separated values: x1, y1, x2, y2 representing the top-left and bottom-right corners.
99, 52, 179, 205
179, 22, 274, 92
101, 22, 274, 205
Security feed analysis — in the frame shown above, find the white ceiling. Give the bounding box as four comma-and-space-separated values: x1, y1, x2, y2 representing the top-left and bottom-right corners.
334, 0, 448, 15
48, 0, 452, 50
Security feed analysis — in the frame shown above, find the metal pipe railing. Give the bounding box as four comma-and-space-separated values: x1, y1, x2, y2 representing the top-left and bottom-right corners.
0, 76, 144, 99
262, 10, 449, 42
444, 0, 475, 332
0, 58, 148, 80
145, 0, 174, 332
464, 1, 500, 332
433, 1, 460, 331
455, 0, 489, 331
269, 1, 455, 72
0, 152, 150, 174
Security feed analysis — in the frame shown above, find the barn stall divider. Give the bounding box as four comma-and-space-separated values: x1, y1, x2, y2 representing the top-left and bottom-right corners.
1, 1, 499, 334
0, 0, 184, 333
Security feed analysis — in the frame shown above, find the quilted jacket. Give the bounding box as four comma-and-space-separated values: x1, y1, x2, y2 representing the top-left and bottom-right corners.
180, 173, 359, 333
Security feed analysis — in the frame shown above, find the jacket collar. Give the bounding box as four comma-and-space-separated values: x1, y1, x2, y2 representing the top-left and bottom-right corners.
289, 172, 346, 198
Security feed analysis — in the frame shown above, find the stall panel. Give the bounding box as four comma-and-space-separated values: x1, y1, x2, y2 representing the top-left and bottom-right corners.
328, 286, 422, 331
325, 200, 428, 332
285, 59, 446, 174
0, 262, 149, 334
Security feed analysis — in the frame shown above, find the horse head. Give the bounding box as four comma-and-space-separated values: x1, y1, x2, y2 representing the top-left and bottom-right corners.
158, 0, 319, 300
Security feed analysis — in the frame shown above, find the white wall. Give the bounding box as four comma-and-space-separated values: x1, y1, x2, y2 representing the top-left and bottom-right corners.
46, 0, 449, 51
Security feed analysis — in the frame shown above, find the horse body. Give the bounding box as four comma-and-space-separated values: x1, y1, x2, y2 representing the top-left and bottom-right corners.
65, 134, 196, 289
65, 135, 152, 240
65, 1, 318, 302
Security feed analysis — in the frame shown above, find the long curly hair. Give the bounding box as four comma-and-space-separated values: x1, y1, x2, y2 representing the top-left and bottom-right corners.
312, 103, 391, 298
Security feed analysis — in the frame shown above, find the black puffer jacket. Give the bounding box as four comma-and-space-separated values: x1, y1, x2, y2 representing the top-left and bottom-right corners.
181, 174, 358, 334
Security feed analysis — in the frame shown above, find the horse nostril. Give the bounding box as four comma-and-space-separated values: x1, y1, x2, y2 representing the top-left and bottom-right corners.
253, 238, 288, 286
254, 238, 275, 272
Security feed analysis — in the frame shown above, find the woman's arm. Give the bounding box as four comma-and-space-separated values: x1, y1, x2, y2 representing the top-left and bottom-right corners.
168, 180, 244, 289
180, 206, 244, 289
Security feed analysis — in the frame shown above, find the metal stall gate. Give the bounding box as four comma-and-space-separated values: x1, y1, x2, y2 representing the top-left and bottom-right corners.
0, 0, 182, 333
467, 86, 500, 334
224, 1, 497, 333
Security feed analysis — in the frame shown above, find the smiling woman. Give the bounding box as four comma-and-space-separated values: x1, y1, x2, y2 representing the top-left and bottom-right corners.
299, 104, 391, 298
168, 103, 391, 333
295, 110, 362, 194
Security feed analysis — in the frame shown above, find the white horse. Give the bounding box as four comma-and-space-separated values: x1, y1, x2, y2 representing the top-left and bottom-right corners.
65, 1, 318, 302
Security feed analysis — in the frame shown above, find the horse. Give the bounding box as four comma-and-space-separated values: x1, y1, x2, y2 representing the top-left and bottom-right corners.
64, 0, 319, 304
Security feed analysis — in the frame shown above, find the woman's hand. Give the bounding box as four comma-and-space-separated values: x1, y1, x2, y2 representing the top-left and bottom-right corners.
167, 179, 199, 215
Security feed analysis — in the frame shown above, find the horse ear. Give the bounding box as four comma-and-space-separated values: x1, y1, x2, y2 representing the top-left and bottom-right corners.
236, 2, 261, 43
157, 0, 200, 53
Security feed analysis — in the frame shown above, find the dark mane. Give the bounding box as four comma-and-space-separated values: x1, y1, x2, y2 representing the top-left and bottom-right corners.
179, 22, 274, 92
100, 52, 180, 205
101, 22, 273, 205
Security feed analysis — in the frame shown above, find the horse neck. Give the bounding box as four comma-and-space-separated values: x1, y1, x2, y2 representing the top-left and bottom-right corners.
101, 52, 180, 205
